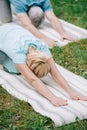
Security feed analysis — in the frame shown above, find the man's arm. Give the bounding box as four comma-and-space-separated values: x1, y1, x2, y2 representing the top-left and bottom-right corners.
17, 13, 57, 47
16, 63, 68, 106
45, 11, 73, 41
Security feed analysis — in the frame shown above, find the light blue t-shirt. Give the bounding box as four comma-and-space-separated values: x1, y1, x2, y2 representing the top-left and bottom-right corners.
0, 23, 52, 73
9, 0, 52, 13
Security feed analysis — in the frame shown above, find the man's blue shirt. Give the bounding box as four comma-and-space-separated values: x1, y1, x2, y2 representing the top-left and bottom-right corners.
9, 0, 52, 13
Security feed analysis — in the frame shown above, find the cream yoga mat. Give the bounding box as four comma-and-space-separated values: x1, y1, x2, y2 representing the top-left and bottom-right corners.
0, 12, 87, 126
12, 14, 87, 47
0, 64, 87, 126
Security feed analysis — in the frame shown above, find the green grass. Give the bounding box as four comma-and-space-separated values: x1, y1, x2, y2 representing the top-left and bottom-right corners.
51, 39, 87, 79
0, 85, 87, 130
51, 0, 87, 29
0, 85, 53, 130
0, 0, 87, 129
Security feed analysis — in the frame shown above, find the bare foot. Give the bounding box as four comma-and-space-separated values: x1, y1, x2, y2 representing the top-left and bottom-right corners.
70, 91, 87, 101
51, 96, 68, 107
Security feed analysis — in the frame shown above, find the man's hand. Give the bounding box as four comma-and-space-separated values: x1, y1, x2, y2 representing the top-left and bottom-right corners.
60, 32, 74, 41
42, 37, 57, 48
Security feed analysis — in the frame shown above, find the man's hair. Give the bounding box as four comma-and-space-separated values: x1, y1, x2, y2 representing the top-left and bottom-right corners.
28, 6, 45, 27
26, 51, 51, 78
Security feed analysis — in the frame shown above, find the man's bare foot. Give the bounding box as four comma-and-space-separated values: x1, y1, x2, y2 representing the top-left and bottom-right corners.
70, 91, 87, 101
51, 96, 68, 107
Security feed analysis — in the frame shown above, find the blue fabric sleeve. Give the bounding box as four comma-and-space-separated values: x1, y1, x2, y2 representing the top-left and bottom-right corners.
9, 0, 28, 13
31, 40, 52, 57
42, 0, 53, 12
41, 45, 52, 57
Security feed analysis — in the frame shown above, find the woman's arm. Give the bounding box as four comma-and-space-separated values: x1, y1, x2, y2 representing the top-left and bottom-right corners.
49, 58, 87, 101
16, 63, 68, 106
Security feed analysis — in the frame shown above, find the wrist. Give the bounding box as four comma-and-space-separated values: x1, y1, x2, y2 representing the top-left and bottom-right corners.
59, 30, 66, 36
49, 95, 58, 102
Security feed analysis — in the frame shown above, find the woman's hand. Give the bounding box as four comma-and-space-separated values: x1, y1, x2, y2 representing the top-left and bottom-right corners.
50, 96, 68, 107
69, 91, 87, 101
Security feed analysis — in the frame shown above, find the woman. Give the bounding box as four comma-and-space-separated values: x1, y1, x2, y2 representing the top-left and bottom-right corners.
0, 23, 87, 107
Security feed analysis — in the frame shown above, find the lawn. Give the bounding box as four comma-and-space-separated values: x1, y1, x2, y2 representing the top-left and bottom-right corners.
0, 0, 87, 129
51, 0, 87, 29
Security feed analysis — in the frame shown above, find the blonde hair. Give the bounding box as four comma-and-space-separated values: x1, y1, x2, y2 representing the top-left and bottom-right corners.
26, 51, 51, 78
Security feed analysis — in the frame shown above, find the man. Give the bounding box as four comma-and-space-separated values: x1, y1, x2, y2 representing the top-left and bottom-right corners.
9, 0, 73, 47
